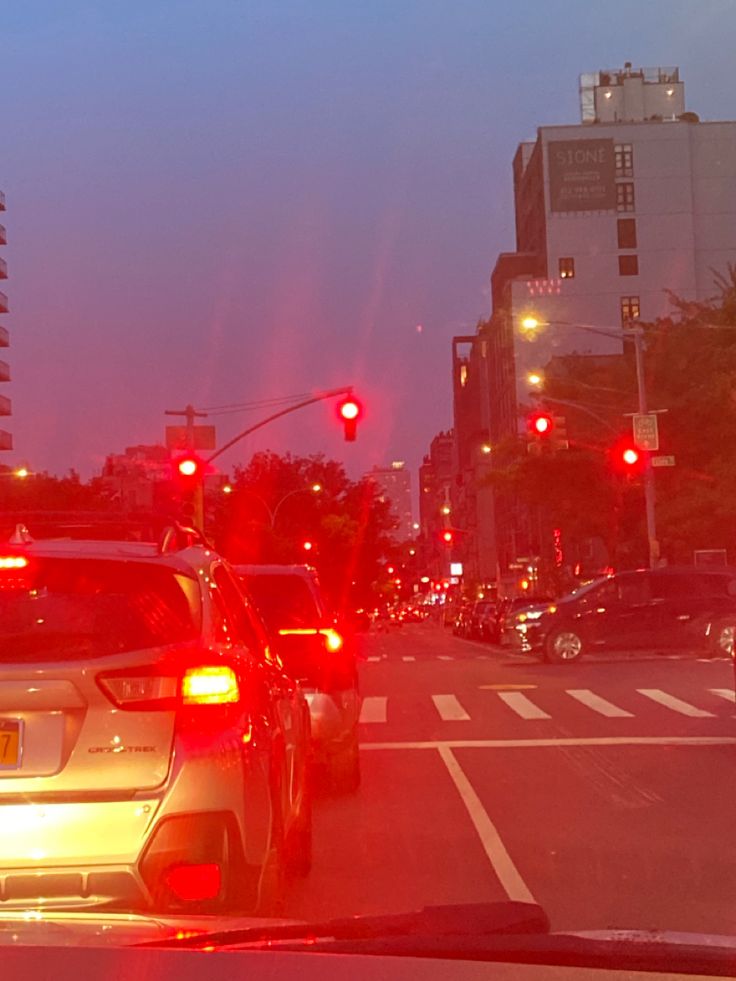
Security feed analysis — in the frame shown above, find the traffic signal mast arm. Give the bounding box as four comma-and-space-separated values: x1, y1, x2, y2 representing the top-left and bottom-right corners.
207, 386, 355, 464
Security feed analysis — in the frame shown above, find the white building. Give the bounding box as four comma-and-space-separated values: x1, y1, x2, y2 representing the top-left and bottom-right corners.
493, 65, 736, 404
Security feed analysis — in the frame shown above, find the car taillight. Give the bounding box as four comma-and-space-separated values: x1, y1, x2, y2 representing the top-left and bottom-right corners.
181, 665, 239, 705
278, 627, 344, 653
98, 664, 240, 710
164, 863, 222, 902
0, 554, 33, 591
97, 672, 179, 710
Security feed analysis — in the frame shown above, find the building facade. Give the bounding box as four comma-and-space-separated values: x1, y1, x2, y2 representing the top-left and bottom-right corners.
0, 191, 11, 451
366, 461, 414, 542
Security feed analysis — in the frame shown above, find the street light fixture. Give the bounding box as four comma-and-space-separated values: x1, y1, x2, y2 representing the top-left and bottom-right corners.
527, 372, 543, 387
520, 315, 543, 332
441, 505, 451, 515
480, 444, 492, 455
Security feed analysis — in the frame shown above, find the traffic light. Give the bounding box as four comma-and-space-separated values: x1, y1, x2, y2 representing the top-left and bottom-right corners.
337, 397, 362, 442
610, 439, 643, 475
529, 411, 554, 436
172, 452, 205, 527
441, 529, 454, 545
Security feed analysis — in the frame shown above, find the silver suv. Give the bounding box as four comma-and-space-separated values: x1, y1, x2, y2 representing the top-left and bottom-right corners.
0, 526, 312, 913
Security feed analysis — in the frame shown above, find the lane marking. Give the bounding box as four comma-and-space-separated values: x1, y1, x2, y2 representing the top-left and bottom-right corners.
479, 683, 537, 691
497, 691, 551, 720
402, 656, 416, 662
432, 694, 471, 721
437, 655, 454, 661
637, 689, 715, 718
361, 736, 736, 750
710, 688, 736, 702
438, 746, 536, 904
359, 696, 387, 724
566, 689, 633, 718
366, 656, 382, 663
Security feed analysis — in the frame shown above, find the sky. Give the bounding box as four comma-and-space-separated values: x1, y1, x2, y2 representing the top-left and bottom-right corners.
2, 0, 736, 496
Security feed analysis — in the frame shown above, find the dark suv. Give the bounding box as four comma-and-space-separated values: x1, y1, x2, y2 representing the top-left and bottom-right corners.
506, 567, 736, 663
235, 564, 361, 791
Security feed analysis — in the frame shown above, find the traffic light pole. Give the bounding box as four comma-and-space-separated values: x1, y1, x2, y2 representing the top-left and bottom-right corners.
165, 403, 207, 529
632, 327, 659, 568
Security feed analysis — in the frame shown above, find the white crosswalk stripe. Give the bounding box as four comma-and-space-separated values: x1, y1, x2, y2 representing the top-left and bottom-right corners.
437, 655, 454, 661
709, 688, 736, 702
566, 689, 633, 718
402, 656, 416, 662
432, 694, 471, 721
637, 689, 715, 718
496, 691, 551, 720
359, 696, 387, 723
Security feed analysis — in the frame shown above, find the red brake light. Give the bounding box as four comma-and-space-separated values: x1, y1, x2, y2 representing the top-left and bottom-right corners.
0, 556, 28, 570
165, 863, 221, 902
181, 666, 239, 705
0, 554, 33, 591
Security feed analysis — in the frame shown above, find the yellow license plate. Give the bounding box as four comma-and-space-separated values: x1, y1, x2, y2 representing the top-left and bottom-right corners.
0, 721, 20, 768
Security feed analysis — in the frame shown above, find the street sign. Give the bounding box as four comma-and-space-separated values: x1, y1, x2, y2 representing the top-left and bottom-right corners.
633, 413, 659, 451
651, 455, 675, 468
165, 425, 216, 451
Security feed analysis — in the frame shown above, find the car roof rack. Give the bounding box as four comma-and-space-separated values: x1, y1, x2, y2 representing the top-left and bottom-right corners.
158, 523, 213, 555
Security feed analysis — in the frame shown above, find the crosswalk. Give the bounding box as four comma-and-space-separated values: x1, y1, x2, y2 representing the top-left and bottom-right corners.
358, 687, 735, 725
363, 654, 731, 664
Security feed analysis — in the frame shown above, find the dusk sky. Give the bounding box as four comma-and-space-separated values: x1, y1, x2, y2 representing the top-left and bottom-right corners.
3, 1, 736, 494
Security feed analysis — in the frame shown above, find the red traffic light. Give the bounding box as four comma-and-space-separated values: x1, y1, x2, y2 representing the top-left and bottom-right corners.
528, 412, 554, 436
441, 529, 454, 545
173, 452, 204, 482
337, 397, 362, 442
302, 540, 314, 552
622, 447, 640, 466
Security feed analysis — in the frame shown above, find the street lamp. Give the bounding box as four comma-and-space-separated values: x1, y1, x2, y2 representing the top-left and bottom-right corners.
518, 314, 659, 567
441, 505, 451, 516
527, 371, 543, 387
237, 483, 323, 529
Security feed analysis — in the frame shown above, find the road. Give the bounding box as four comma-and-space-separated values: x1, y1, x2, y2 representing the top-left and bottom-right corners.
285, 620, 736, 935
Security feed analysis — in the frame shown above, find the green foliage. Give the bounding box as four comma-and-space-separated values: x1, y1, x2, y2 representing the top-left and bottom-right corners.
213, 451, 398, 608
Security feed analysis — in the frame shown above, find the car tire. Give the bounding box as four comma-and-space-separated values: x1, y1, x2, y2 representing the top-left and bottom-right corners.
331, 734, 361, 793
284, 786, 313, 878
709, 621, 736, 659
544, 626, 585, 663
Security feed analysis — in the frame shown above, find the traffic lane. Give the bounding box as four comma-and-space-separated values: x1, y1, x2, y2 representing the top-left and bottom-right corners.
358, 646, 736, 743
454, 741, 736, 935
283, 746, 509, 921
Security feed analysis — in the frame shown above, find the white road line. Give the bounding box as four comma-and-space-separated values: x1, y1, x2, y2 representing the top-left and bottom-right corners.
402, 656, 416, 662
497, 691, 551, 720
361, 736, 736, 750
437, 655, 454, 661
710, 688, 736, 702
438, 746, 536, 904
637, 689, 715, 718
366, 656, 382, 663
432, 694, 471, 721
566, 689, 633, 718
359, 696, 387, 724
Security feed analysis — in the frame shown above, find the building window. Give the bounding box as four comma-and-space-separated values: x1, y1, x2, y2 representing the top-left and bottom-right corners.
558, 257, 575, 279
459, 364, 468, 387
616, 182, 635, 212
620, 296, 640, 324
618, 254, 639, 276
615, 143, 633, 177
617, 218, 637, 249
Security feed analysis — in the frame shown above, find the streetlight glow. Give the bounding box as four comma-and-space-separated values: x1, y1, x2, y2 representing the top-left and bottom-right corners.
520, 315, 541, 331
441, 505, 451, 515
14, 467, 29, 479
527, 372, 543, 387
222, 483, 233, 495
311, 483, 322, 493
481, 444, 492, 455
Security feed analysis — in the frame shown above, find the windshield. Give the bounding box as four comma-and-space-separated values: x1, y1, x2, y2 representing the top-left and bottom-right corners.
4, 0, 736, 963
241, 574, 322, 630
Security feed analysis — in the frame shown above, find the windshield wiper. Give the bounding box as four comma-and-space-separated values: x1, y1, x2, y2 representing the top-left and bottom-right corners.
141, 901, 549, 950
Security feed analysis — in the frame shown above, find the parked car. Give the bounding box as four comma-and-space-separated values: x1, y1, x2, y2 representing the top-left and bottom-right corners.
465, 600, 499, 641
504, 567, 736, 663
235, 564, 361, 791
0, 526, 313, 913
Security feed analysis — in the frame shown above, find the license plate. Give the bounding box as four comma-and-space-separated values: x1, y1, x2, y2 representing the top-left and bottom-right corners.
0, 720, 21, 769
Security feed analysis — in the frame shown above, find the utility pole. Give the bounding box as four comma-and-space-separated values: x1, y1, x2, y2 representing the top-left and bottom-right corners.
164, 403, 208, 529
631, 327, 659, 569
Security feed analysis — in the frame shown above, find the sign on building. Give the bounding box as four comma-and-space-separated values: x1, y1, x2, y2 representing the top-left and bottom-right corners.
548, 138, 616, 213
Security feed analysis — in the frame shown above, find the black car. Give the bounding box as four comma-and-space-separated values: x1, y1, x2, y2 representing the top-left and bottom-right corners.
505, 567, 736, 663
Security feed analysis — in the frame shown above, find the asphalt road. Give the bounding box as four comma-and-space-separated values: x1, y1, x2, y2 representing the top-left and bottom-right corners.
284, 620, 736, 936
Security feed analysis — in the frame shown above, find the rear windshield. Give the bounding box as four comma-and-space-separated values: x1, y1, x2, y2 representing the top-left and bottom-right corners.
0, 558, 201, 661
241, 574, 321, 630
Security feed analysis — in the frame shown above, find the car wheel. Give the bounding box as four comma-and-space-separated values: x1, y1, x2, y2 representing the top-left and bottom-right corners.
284, 785, 313, 878
545, 627, 585, 663
331, 734, 361, 793
710, 621, 736, 658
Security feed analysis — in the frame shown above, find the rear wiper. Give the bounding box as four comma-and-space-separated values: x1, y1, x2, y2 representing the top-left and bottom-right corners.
141, 901, 549, 949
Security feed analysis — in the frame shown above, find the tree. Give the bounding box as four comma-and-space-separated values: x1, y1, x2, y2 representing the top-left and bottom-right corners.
213, 451, 398, 609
